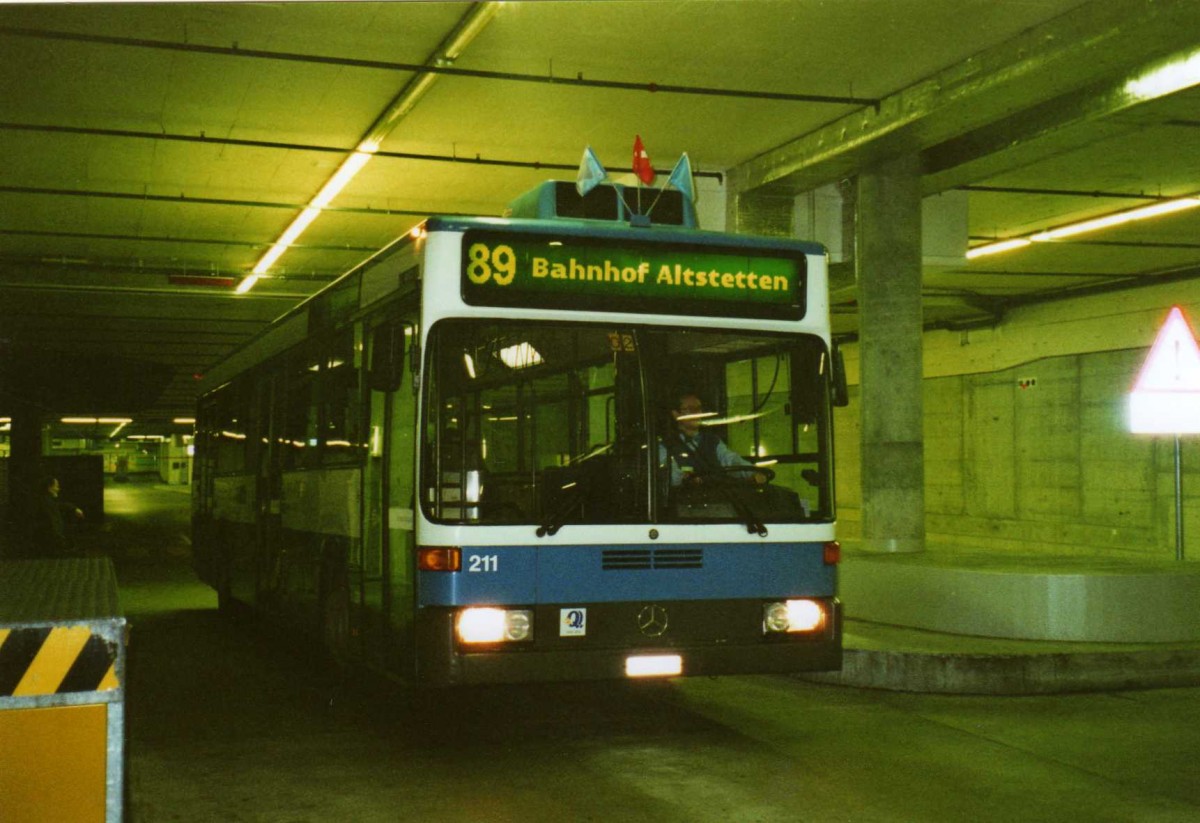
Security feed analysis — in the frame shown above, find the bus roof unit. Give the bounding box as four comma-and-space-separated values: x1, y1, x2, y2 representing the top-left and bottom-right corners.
506, 181, 697, 229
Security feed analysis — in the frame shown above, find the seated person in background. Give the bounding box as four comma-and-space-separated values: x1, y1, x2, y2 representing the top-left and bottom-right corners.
30, 476, 84, 557
658, 392, 768, 487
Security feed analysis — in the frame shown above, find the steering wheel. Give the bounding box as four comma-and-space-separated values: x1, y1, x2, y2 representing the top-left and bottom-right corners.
700, 464, 776, 484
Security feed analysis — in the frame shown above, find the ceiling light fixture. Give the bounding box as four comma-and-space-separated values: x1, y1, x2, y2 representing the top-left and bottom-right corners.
235, 4, 501, 295
237, 146, 377, 295
1126, 49, 1200, 101
1029, 198, 1200, 241
967, 196, 1200, 260
965, 238, 1032, 260
499, 342, 544, 369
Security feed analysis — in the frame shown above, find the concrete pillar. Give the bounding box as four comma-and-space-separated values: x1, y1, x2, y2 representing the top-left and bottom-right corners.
7, 402, 46, 554
856, 155, 925, 553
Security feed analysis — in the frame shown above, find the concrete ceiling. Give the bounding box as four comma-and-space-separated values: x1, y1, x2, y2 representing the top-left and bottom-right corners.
2, 0, 1199, 437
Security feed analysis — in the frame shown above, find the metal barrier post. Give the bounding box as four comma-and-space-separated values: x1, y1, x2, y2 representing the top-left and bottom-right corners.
0, 558, 127, 823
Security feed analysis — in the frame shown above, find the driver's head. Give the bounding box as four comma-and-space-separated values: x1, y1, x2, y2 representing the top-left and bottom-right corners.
671, 392, 705, 437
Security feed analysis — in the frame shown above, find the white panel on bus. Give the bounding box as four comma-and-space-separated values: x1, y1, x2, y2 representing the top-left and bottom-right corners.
388, 507, 414, 531
280, 467, 362, 538
212, 475, 256, 525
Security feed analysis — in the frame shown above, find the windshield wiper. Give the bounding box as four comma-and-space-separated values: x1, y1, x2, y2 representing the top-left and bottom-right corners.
537, 446, 617, 537
705, 476, 768, 537
536, 483, 585, 537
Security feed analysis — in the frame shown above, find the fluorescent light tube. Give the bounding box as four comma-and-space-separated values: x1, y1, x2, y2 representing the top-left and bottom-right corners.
965, 238, 1032, 259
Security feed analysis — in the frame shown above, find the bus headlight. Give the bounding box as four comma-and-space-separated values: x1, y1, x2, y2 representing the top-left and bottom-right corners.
457, 608, 534, 644
763, 599, 826, 634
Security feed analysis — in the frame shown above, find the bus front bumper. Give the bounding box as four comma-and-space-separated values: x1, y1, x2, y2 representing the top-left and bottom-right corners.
414, 598, 842, 687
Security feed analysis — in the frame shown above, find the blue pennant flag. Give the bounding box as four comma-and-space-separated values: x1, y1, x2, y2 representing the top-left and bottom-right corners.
666, 152, 695, 202
576, 146, 608, 196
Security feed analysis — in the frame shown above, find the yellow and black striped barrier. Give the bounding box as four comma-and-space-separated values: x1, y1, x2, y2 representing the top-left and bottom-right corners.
0, 625, 120, 697
0, 558, 127, 823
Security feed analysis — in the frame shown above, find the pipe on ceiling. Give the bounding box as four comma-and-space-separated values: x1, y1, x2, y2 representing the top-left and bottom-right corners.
0, 121, 725, 180
0, 184, 440, 216
0, 24, 880, 108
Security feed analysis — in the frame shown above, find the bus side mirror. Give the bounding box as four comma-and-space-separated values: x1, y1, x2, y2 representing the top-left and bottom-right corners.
831, 343, 849, 408
368, 321, 406, 392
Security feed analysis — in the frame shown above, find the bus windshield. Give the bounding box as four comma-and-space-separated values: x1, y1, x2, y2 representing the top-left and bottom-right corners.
422, 320, 833, 528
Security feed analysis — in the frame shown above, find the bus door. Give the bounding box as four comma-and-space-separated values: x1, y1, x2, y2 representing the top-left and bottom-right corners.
361, 316, 419, 676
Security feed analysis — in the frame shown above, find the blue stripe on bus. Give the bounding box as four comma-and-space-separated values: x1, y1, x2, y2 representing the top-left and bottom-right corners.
417, 542, 835, 606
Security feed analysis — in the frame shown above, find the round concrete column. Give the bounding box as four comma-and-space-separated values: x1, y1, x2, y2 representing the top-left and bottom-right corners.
856, 155, 925, 553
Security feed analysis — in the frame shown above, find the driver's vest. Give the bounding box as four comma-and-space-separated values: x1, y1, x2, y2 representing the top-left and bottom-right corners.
668, 431, 722, 473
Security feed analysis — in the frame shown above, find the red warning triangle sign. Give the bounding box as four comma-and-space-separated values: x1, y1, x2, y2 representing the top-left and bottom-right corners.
1132, 306, 1200, 392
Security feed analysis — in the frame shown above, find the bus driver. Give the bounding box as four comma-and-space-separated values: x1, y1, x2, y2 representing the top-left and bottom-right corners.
659, 391, 769, 488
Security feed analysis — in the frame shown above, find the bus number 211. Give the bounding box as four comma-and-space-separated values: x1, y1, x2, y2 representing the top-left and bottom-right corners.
468, 554, 499, 573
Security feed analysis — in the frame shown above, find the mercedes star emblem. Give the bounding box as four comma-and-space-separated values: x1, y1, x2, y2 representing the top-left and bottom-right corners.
636, 604, 669, 637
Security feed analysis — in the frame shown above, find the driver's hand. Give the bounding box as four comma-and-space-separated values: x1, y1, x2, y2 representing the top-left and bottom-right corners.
751, 472, 768, 485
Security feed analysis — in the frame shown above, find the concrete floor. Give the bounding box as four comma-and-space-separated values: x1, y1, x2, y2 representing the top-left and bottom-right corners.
96, 481, 1200, 821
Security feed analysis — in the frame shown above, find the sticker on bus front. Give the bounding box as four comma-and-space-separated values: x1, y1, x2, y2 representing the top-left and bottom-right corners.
560, 608, 587, 636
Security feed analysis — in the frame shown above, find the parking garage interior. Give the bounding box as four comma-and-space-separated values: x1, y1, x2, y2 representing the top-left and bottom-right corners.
3, 2, 1200, 820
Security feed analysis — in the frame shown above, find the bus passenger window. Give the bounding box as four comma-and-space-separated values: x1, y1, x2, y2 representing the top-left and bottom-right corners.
212, 385, 251, 473
282, 346, 320, 469
323, 329, 362, 463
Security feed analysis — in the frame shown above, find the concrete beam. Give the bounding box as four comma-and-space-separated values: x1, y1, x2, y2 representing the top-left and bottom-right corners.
728, 0, 1200, 196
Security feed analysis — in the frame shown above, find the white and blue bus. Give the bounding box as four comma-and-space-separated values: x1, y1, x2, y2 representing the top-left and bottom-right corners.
193, 181, 845, 686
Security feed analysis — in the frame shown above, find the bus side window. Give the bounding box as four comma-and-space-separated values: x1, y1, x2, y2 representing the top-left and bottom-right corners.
368, 320, 406, 392
323, 328, 361, 463
213, 384, 250, 473
831, 342, 849, 408
282, 346, 320, 469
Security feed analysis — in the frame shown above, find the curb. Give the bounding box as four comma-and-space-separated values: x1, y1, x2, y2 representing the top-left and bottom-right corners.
799, 647, 1200, 695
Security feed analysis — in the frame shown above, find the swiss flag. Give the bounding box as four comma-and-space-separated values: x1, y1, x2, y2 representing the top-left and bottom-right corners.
632, 135, 655, 185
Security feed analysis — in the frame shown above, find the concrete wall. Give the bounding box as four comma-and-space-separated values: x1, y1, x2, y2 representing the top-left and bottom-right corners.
836, 279, 1200, 561
694, 174, 726, 233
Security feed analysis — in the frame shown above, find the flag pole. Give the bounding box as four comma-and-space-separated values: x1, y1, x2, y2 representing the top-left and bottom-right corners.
643, 153, 691, 219
645, 176, 668, 217
630, 135, 655, 222
1176, 433, 1185, 561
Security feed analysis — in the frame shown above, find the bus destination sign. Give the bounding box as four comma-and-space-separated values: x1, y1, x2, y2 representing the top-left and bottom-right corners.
460, 230, 806, 320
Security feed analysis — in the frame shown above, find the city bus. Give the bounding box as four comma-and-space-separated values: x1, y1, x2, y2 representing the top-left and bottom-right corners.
192, 181, 845, 686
